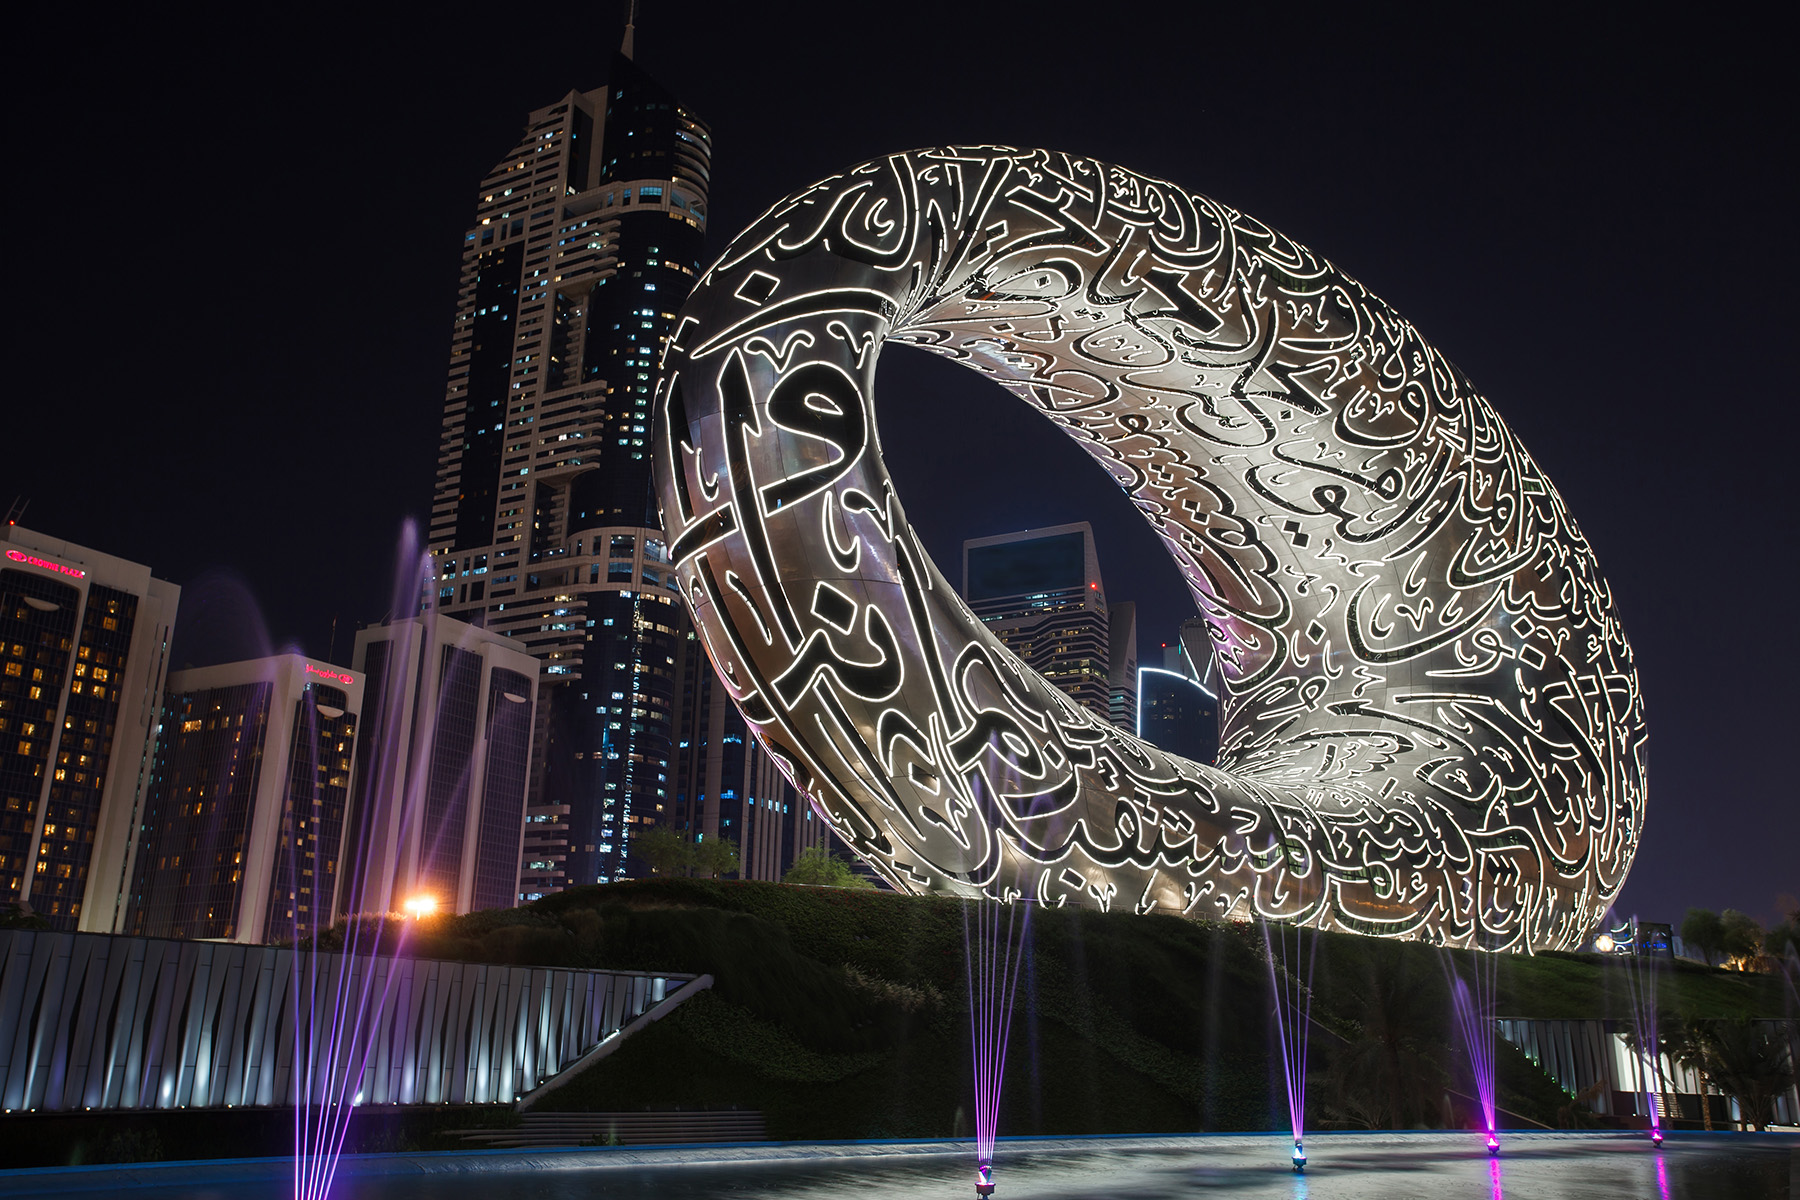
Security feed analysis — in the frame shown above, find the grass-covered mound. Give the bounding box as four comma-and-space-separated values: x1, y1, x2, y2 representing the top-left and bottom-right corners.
366, 879, 1788, 1139
523, 880, 1271, 1137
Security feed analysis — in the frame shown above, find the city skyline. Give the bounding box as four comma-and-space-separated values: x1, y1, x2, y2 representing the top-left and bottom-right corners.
8, 6, 1793, 925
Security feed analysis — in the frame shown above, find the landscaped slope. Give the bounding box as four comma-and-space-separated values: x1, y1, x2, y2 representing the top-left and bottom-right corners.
374, 879, 1786, 1138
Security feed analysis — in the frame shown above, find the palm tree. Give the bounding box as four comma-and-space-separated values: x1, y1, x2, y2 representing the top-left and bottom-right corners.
1556, 1080, 1606, 1129
1319, 944, 1449, 1128
1699, 1020, 1795, 1132
1664, 1021, 1715, 1131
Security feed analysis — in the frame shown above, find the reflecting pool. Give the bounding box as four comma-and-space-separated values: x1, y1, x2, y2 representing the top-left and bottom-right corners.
6, 1132, 1792, 1200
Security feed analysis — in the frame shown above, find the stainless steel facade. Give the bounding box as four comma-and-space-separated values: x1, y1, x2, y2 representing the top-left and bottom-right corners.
0, 928, 687, 1111
653, 147, 1646, 950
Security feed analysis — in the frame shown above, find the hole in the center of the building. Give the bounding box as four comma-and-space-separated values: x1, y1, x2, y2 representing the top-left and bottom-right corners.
873, 341, 1222, 765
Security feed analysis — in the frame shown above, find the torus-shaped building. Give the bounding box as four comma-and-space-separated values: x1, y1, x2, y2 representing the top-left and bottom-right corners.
654, 147, 1647, 950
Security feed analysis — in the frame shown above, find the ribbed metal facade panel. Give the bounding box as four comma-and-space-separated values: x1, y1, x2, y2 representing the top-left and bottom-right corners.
1498, 1016, 1800, 1124
0, 929, 681, 1111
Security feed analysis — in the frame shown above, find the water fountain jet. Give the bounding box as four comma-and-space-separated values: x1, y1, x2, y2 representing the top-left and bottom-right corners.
1259, 919, 1317, 1174
290, 525, 449, 1200
963, 895, 1030, 1196
1617, 916, 1666, 1149
1444, 944, 1501, 1157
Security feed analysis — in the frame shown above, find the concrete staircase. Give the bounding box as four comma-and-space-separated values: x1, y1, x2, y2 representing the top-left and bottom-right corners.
457, 1109, 767, 1148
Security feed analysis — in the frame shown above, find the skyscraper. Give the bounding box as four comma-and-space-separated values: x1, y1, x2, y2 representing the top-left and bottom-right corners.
1136, 668, 1220, 765
1139, 617, 1220, 765
0, 526, 178, 932
123, 654, 360, 943
960, 523, 1119, 720
428, 36, 710, 894
1106, 600, 1138, 729
338, 615, 539, 918
669, 631, 831, 881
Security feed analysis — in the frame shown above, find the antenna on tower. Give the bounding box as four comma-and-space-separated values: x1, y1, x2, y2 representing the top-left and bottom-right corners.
4, 496, 27, 526
620, 0, 637, 58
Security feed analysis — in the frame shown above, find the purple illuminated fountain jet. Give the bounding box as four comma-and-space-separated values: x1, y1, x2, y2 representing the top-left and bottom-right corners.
1260, 920, 1317, 1173
964, 896, 1030, 1196
1616, 917, 1666, 1148
1445, 946, 1500, 1156
291, 528, 447, 1200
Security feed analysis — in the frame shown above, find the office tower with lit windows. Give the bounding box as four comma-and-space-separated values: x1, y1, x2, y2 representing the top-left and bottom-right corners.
1106, 600, 1138, 729
427, 34, 710, 896
1136, 667, 1220, 765
669, 631, 831, 882
0, 526, 178, 933
960, 523, 1121, 721
337, 615, 539, 918
122, 654, 359, 943
1138, 618, 1221, 764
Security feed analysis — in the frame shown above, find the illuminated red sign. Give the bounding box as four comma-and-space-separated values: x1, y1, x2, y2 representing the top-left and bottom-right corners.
5, 549, 86, 579
305, 663, 354, 685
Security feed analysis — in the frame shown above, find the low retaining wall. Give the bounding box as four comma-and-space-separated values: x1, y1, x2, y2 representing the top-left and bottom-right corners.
0, 929, 691, 1111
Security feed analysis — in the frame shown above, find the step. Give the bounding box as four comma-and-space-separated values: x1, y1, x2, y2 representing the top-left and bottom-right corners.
457, 1111, 767, 1147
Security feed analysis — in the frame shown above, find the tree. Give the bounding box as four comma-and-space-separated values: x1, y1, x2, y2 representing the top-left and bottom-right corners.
0, 903, 47, 930
1318, 943, 1449, 1130
1694, 1020, 1795, 1131
1555, 1080, 1607, 1130
782, 845, 873, 888
690, 836, 740, 880
1718, 909, 1764, 969
1681, 908, 1725, 967
634, 825, 692, 877
1665, 1021, 1716, 1131
1764, 916, 1799, 961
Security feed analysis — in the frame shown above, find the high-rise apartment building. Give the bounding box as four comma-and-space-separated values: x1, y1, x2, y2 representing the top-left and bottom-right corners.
1139, 617, 1220, 764
1106, 600, 1138, 729
1136, 668, 1220, 765
0, 526, 178, 932
122, 654, 359, 943
338, 615, 539, 918
427, 38, 711, 895
961, 523, 1120, 720
1169, 616, 1214, 685
669, 633, 831, 881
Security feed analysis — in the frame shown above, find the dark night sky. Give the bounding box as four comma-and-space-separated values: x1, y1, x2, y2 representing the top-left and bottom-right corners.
9, 6, 1794, 924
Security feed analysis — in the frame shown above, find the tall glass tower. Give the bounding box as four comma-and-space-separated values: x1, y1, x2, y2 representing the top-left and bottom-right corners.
428, 36, 710, 895
960, 523, 1121, 720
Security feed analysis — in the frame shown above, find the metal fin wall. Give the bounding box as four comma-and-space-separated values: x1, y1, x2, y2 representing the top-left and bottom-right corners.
0, 929, 684, 1111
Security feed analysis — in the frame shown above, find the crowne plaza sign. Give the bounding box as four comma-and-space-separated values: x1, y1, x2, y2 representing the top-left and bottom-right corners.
5, 548, 87, 579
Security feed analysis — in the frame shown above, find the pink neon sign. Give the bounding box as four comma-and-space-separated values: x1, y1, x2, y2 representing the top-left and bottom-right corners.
305, 663, 354, 685
5, 549, 86, 579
